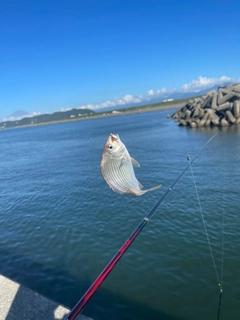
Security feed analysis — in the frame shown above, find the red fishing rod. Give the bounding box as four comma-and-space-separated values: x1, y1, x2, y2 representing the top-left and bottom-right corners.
65, 135, 216, 320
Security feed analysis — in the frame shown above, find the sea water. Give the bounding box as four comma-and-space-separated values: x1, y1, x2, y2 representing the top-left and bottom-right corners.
0, 110, 239, 320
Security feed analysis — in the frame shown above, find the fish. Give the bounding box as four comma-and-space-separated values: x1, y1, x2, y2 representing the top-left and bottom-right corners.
100, 133, 161, 196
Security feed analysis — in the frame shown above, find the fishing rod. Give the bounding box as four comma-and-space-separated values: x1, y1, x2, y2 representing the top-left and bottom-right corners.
65, 134, 217, 320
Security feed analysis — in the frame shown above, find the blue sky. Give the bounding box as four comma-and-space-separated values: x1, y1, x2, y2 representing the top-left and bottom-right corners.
1, 0, 240, 119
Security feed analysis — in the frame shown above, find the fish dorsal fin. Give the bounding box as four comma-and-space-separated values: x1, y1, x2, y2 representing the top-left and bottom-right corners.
131, 157, 140, 167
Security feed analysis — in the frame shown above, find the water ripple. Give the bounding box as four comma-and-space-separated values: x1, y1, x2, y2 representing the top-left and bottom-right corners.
0, 112, 239, 320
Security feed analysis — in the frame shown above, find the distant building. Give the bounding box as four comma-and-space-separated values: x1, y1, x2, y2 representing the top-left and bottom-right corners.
163, 99, 174, 102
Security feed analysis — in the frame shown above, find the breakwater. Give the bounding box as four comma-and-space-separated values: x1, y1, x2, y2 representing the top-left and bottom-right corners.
171, 84, 240, 127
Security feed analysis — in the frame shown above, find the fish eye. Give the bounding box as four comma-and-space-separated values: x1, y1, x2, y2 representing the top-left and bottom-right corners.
108, 144, 113, 150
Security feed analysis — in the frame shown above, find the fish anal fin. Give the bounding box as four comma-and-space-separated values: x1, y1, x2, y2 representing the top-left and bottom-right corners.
128, 184, 162, 196
127, 188, 147, 196
147, 184, 162, 192
131, 157, 140, 167
138, 180, 144, 189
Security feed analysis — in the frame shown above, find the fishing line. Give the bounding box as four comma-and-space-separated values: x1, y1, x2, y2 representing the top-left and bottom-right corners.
217, 144, 226, 320
220, 205, 225, 287
220, 142, 227, 288
189, 163, 220, 285
65, 134, 217, 320
189, 148, 224, 320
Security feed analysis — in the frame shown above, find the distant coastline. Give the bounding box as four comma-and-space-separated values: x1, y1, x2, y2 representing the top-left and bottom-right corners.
0, 99, 187, 130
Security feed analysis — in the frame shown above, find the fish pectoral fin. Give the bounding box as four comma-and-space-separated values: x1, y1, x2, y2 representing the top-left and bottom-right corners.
131, 157, 140, 167
119, 156, 127, 168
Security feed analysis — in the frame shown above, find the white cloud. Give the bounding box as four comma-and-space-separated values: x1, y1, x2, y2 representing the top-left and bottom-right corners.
79, 94, 142, 110
147, 87, 168, 98
180, 76, 234, 92
2, 75, 239, 122
2, 112, 43, 122
147, 89, 154, 96
75, 75, 239, 111
60, 108, 72, 112
144, 76, 240, 101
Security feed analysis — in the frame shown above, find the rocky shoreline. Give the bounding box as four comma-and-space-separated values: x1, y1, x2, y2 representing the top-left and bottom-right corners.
171, 84, 240, 128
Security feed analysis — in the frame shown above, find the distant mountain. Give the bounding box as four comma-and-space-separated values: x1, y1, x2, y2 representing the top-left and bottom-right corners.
8, 110, 29, 118
0, 108, 95, 129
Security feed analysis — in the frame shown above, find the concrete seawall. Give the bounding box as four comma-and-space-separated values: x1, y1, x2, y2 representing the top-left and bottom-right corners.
171, 83, 240, 128
0, 274, 92, 320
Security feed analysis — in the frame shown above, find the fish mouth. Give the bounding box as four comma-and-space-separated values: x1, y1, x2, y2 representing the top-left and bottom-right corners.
110, 133, 119, 142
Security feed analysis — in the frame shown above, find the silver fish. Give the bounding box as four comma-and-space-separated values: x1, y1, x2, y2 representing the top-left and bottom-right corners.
100, 133, 161, 196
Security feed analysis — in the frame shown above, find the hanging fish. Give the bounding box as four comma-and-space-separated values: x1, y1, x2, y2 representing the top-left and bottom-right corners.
100, 133, 161, 196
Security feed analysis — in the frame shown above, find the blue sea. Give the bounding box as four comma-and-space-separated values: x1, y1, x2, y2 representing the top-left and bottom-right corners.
0, 110, 240, 320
